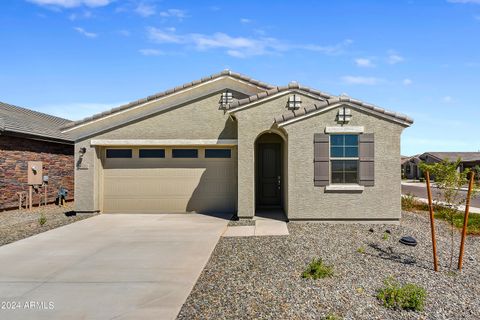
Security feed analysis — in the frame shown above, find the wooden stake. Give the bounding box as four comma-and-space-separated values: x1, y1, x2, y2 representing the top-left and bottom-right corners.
458, 172, 475, 270
426, 171, 439, 272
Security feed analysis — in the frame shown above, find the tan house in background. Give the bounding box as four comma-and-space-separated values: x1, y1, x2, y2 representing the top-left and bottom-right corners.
62, 70, 413, 221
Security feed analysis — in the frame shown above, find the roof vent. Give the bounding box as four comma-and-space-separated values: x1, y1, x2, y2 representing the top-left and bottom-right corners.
287, 94, 302, 110
337, 106, 352, 124
219, 90, 233, 109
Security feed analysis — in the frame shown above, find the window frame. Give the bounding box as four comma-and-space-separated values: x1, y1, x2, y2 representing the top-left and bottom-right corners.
329, 134, 359, 184
205, 148, 231, 158
139, 148, 165, 158
105, 148, 133, 159
172, 148, 198, 159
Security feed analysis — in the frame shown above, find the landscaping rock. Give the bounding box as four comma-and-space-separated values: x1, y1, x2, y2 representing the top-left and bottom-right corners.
399, 236, 417, 247
178, 211, 480, 319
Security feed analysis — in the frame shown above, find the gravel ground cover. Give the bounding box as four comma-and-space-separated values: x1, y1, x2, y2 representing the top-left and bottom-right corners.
228, 219, 256, 227
0, 203, 97, 246
178, 211, 480, 319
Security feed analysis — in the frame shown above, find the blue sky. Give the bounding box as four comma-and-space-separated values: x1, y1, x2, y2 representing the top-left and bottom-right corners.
1, 0, 479, 155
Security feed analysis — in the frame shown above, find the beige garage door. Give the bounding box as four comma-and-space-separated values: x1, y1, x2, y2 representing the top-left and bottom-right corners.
102, 147, 236, 213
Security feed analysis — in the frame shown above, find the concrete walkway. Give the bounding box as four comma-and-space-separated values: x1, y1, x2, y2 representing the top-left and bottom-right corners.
0, 213, 229, 320
223, 213, 289, 237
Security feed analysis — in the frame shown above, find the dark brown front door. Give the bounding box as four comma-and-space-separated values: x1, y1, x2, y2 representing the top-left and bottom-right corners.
257, 143, 281, 206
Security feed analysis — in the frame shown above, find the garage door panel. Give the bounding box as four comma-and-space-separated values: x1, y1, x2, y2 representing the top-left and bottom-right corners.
103, 152, 236, 213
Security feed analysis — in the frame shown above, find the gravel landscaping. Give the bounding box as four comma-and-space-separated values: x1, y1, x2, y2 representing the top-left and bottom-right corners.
228, 218, 256, 227
0, 202, 97, 246
178, 211, 480, 319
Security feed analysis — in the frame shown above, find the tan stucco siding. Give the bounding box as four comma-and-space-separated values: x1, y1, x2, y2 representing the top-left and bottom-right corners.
96, 94, 236, 140
73, 92, 240, 212
284, 108, 404, 220
235, 94, 322, 217
66, 77, 260, 140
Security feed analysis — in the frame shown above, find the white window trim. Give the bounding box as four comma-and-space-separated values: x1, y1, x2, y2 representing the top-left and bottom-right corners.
325, 126, 364, 134
325, 185, 365, 191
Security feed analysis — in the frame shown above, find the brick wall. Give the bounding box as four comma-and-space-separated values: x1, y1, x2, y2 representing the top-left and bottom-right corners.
0, 135, 74, 210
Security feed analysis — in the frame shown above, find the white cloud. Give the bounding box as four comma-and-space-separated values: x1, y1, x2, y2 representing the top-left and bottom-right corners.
443, 96, 453, 103
68, 10, 92, 20
300, 39, 353, 55
354, 58, 375, 67
74, 27, 97, 38
159, 9, 187, 19
139, 48, 164, 56
240, 18, 251, 24
27, 0, 111, 8
135, 3, 156, 17
146, 27, 352, 58
387, 51, 404, 64
403, 78, 412, 85
341, 76, 383, 85
447, 0, 480, 4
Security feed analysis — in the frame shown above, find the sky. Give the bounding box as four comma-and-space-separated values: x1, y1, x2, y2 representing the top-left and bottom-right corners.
1, 0, 479, 155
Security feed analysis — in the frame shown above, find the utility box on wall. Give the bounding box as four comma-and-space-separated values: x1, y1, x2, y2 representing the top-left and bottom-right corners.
27, 161, 43, 185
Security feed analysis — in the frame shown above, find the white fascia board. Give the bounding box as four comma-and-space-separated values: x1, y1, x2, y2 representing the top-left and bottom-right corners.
325, 126, 364, 134
90, 139, 238, 146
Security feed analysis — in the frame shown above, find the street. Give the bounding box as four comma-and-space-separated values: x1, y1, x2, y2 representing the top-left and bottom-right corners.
402, 184, 480, 208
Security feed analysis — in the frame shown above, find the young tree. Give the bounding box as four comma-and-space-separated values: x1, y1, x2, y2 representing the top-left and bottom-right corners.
419, 159, 478, 270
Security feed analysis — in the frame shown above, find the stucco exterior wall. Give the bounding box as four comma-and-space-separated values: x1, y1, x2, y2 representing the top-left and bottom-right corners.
73, 92, 239, 212
235, 94, 323, 217
283, 108, 404, 220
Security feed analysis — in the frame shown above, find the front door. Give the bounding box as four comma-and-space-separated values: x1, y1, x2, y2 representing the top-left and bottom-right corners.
257, 143, 281, 206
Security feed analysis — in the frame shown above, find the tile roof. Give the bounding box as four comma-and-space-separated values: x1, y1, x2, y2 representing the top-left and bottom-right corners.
62, 70, 275, 130
225, 81, 334, 110
0, 101, 73, 143
422, 152, 480, 162
273, 95, 414, 126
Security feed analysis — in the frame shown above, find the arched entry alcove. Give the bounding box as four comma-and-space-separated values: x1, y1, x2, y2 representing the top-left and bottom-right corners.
254, 131, 287, 219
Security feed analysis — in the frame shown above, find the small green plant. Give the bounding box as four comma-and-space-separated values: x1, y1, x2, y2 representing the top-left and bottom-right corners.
382, 232, 389, 240
377, 277, 426, 311
302, 258, 334, 279
323, 312, 342, 320
38, 214, 47, 226
357, 246, 366, 254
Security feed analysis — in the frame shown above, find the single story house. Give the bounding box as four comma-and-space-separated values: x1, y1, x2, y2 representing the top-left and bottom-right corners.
0, 102, 74, 210
401, 154, 422, 180
62, 70, 413, 222
402, 152, 480, 180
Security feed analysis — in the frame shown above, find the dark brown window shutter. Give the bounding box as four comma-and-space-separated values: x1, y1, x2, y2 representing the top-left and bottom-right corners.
314, 133, 329, 186
359, 133, 375, 186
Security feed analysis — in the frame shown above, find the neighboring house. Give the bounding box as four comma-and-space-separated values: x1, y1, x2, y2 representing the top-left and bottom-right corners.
401, 154, 423, 180
62, 70, 413, 222
0, 102, 74, 210
420, 152, 480, 172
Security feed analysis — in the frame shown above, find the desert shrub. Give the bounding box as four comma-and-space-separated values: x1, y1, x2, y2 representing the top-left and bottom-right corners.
38, 214, 47, 226
401, 193, 417, 211
323, 312, 342, 320
302, 258, 333, 279
357, 246, 366, 254
377, 277, 426, 311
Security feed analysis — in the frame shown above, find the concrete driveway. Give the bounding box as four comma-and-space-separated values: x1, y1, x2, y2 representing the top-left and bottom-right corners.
0, 213, 229, 320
